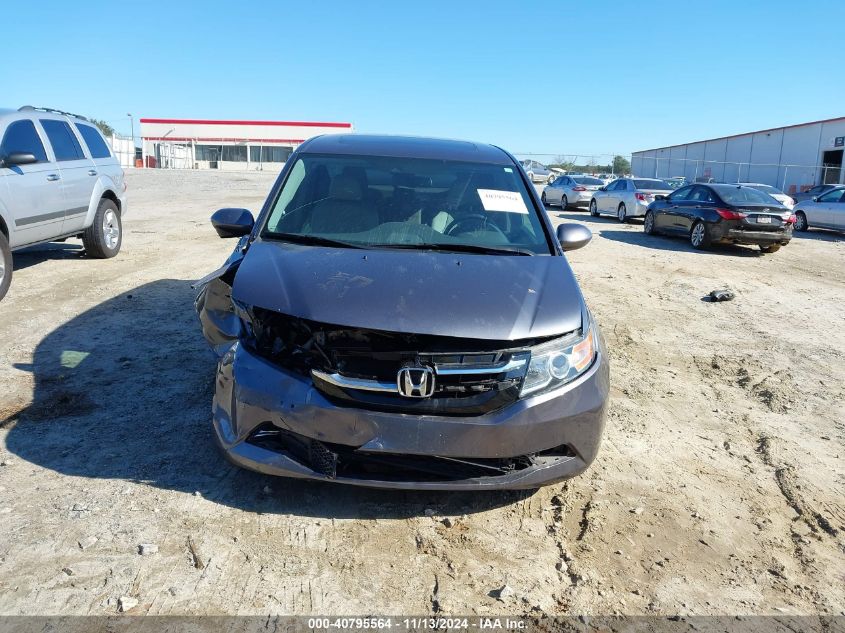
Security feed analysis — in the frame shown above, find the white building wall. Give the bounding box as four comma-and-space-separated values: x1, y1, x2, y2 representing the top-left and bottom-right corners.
632, 117, 845, 194
703, 138, 728, 182
747, 129, 783, 185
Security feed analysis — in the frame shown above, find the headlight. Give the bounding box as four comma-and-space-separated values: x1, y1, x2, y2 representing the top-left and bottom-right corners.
520, 325, 596, 397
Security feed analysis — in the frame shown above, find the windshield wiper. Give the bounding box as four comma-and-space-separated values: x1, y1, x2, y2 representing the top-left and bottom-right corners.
265, 233, 364, 249
368, 243, 533, 256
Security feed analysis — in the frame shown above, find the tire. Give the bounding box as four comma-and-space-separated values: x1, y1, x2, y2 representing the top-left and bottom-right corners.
794, 211, 809, 232
527, 171, 535, 183
547, 175, 554, 184
0, 232, 12, 302
82, 198, 122, 259
759, 244, 781, 253
541, 191, 547, 205
617, 203, 628, 223
643, 211, 656, 235
689, 220, 711, 250
589, 199, 599, 217
561, 195, 569, 210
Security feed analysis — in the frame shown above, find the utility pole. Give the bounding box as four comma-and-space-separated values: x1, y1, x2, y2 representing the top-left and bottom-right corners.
127, 113, 134, 146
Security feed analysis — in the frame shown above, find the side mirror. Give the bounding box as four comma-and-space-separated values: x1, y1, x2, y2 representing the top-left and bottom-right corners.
556, 223, 592, 252
211, 208, 254, 238
1, 152, 38, 167
811, 196, 819, 202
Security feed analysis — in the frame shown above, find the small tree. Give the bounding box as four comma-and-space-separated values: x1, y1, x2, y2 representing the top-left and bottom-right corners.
613, 155, 631, 175
90, 119, 115, 138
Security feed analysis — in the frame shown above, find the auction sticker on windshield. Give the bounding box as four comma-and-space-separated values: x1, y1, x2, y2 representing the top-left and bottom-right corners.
477, 189, 528, 214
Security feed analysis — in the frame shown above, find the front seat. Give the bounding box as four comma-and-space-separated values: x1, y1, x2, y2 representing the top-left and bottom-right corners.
308, 175, 379, 234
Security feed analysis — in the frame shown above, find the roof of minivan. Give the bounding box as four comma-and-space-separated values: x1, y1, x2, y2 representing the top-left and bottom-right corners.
301, 134, 513, 164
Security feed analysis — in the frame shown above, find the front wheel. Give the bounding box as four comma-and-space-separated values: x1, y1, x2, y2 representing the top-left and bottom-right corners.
83, 198, 122, 258
589, 199, 599, 217
794, 211, 809, 232
617, 203, 628, 223
0, 232, 12, 302
690, 220, 711, 250
644, 211, 656, 235
759, 244, 781, 253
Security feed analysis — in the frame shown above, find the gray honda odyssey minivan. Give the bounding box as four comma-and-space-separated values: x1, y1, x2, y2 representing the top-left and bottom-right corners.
196, 134, 609, 490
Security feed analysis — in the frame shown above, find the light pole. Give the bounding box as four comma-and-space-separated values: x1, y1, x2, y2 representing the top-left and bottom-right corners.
127, 113, 134, 145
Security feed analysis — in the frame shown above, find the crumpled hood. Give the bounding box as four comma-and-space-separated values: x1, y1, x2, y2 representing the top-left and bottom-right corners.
231, 240, 584, 341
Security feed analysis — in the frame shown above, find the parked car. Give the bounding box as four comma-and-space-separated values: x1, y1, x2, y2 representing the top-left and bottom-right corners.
734, 182, 795, 209
792, 185, 845, 232
542, 175, 604, 209
195, 134, 609, 490
664, 176, 688, 189
520, 159, 554, 183
0, 106, 127, 301
589, 178, 673, 222
791, 183, 839, 204
643, 183, 794, 253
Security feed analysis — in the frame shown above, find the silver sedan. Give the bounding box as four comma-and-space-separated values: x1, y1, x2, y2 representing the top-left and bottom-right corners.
792, 185, 845, 232
589, 178, 673, 222
542, 175, 604, 209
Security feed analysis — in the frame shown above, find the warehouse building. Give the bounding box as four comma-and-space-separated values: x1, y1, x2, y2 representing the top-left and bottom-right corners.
139, 117, 353, 170
631, 116, 845, 195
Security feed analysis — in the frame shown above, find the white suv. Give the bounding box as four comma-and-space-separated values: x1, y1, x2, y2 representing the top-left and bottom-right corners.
0, 106, 128, 301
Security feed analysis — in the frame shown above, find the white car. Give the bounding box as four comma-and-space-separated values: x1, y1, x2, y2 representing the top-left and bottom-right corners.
542, 175, 604, 209
792, 185, 845, 232
0, 106, 128, 301
589, 178, 673, 222
735, 182, 795, 209
520, 159, 554, 184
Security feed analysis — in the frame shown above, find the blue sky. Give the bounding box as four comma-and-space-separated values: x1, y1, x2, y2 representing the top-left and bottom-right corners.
3, 0, 844, 159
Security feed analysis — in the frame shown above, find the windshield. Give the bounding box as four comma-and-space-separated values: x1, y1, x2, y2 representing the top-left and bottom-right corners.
572, 177, 604, 186
633, 179, 672, 190
744, 183, 784, 195
713, 185, 780, 205
262, 154, 552, 255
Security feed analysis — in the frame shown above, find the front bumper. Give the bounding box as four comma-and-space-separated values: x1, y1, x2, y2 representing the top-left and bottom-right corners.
211, 336, 609, 490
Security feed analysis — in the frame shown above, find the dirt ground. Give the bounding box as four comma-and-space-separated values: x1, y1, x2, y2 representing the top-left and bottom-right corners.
0, 169, 843, 617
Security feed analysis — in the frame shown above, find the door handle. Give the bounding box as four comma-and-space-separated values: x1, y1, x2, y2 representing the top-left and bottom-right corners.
88, 169, 98, 176
47, 174, 60, 181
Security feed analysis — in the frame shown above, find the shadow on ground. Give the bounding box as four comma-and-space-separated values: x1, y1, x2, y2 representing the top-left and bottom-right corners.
599, 229, 767, 257
3, 280, 531, 519
12, 242, 87, 272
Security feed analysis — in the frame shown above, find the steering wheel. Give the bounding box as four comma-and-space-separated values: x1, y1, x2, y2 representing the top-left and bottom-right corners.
444, 214, 508, 239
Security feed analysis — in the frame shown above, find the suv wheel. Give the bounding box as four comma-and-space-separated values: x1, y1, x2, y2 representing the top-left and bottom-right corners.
589, 199, 599, 217
0, 232, 12, 302
617, 203, 628, 223
690, 220, 710, 249
83, 198, 122, 258
794, 211, 809, 232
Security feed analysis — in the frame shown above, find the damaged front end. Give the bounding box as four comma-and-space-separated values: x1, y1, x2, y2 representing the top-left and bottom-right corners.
194, 251, 608, 490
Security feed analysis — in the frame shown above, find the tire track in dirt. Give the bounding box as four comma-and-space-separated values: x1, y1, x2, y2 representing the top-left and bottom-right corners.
755, 435, 839, 538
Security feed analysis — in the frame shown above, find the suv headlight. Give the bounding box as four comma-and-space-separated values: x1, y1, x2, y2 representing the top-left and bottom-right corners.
520, 325, 596, 397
